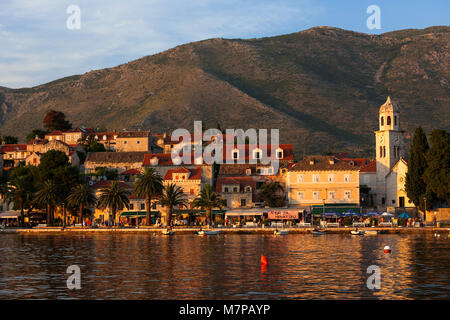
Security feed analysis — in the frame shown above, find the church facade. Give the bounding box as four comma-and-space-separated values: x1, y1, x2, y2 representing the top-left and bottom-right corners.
374, 97, 414, 210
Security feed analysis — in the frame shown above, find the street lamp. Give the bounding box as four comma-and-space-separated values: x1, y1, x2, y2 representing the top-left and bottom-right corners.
423, 196, 427, 222
322, 198, 326, 227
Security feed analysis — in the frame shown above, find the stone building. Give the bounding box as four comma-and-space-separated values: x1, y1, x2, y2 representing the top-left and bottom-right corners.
84, 152, 147, 174
116, 131, 152, 152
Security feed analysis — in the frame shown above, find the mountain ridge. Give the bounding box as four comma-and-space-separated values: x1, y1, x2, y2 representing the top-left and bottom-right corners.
0, 26, 448, 158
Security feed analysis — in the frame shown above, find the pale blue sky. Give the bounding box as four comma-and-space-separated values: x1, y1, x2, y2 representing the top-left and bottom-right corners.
0, 0, 448, 88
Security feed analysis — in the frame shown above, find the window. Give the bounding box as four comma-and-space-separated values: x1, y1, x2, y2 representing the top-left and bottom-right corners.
190, 189, 194, 195
267, 167, 273, 174
223, 199, 228, 207
387, 116, 391, 125
328, 191, 335, 200
313, 174, 320, 183
297, 175, 304, 183
364, 175, 369, 184
67, 136, 71, 141
129, 203, 134, 210
232, 149, 239, 160
297, 192, 304, 200
233, 187, 238, 192
394, 116, 397, 125
245, 186, 252, 192
245, 168, 251, 175
313, 191, 320, 200
328, 174, 335, 183
241, 199, 246, 207
124, 141, 127, 144
137, 140, 140, 144
276, 148, 283, 159
379, 146, 383, 158
224, 187, 229, 193
152, 202, 156, 209
344, 174, 350, 183
253, 148, 262, 160
140, 203, 145, 210
380, 117, 384, 126
344, 191, 351, 200
175, 175, 179, 180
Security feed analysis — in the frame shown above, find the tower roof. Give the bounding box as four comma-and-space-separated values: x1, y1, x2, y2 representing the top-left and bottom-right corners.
379, 96, 399, 113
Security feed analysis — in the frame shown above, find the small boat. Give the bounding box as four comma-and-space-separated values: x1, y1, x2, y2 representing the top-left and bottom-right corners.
198, 230, 220, 236
364, 230, 379, 235
351, 230, 365, 235
274, 229, 289, 235
312, 229, 326, 235
162, 229, 174, 235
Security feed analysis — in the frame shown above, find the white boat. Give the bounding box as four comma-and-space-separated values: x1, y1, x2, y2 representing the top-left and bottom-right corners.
351, 230, 365, 235
364, 230, 379, 235
312, 229, 326, 235
198, 230, 220, 236
162, 229, 174, 235
274, 230, 289, 235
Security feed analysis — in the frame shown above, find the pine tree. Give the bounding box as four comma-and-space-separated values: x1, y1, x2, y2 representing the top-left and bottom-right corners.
423, 129, 450, 207
405, 127, 429, 210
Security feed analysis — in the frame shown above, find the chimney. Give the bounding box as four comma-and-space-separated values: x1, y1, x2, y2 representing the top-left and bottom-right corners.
309, 159, 315, 165
329, 159, 335, 165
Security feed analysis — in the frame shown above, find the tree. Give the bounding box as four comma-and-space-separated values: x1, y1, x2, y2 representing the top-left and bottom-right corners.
79, 134, 106, 152
43, 110, 72, 132
423, 129, 450, 207
38, 150, 70, 180
192, 184, 224, 226
134, 168, 163, 226
26, 129, 48, 142
5, 166, 38, 226
34, 180, 60, 226
97, 181, 130, 226
259, 181, 285, 207
1, 135, 18, 144
94, 167, 118, 180
67, 184, 97, 224
405, 127, 429, 211
159, 183, 187, 227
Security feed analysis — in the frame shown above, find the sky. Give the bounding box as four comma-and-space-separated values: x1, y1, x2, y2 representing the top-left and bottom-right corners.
0, 0, 448, 88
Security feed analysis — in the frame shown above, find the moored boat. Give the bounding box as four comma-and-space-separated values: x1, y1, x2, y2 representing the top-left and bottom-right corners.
274, 229, 289, 235
364, 230, 379, 235
162, 229, 174, 235
312, 229, 326, 235
350, 230, 365, 235
198, 230, 220, 236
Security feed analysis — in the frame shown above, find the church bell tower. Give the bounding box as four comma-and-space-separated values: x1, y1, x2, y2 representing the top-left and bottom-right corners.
374, 96, 405, 207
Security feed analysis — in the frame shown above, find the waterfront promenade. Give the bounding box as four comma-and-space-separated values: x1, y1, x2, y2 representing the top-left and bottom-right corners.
1, 226, 448, 234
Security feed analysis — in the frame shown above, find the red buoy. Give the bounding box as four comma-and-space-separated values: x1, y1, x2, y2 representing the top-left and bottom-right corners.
261, 254, 268, 266
384, 246, 391, 253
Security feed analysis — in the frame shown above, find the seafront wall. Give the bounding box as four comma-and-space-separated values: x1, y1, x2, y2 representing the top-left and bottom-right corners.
1, 227, 449, 235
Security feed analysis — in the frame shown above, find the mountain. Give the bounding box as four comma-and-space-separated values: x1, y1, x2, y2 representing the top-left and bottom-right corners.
0, 26, 448, 158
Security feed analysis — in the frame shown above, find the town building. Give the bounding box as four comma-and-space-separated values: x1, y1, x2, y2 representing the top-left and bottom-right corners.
287, 155, 360, 211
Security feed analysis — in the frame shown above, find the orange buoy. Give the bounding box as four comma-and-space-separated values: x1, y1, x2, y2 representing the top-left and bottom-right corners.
383, 245, 391, 253
261, 254, 268, 266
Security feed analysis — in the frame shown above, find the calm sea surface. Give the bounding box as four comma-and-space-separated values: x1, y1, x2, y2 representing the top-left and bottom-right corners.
0, 233, 449, 299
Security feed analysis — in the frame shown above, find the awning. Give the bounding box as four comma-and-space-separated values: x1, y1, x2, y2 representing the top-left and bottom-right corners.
310, 205, 361, 216
0, 211, 21, 219
268, 210, 299, 220
225, 208, 265, 217
120, 211, 160, 218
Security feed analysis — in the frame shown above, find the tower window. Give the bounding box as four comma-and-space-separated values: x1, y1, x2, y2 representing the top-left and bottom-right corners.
394, 116, 397, 125
380, 117, 384, 126
383, 146, 386, 158
387, 116, 391, 126
379, 146, 382, 158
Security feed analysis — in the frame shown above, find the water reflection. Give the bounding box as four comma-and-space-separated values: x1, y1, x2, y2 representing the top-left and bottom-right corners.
0, 233, 448, 299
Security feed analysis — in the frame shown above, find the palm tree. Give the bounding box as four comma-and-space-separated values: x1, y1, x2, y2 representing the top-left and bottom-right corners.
5, 176, 34, 226
192, 184, 224, 226
134, 168, 163, 226
158, 183, 187, 227
259, 181, 285, 207
97, 181, 130, 226
67, 184, 97, 224
34, 180, 60, 226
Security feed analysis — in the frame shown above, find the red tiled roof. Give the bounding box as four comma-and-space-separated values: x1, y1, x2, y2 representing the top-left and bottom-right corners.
289, 155, 360, 171
143, 153, 175, 166
91, 181, 132, 190
46, 130, 63, 136
341, 158, 368, 168
121, 168, 141, 175
164, 166, 202, 180
0, 144, 27, 152
360, 160, 376, 173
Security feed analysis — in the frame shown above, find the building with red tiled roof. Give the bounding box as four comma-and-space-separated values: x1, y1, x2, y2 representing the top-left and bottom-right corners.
215, 176, 256, 209
0, 144, 30, 167
163, 166, 203, 206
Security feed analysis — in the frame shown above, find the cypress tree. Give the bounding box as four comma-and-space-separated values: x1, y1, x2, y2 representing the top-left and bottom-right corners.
423, 129, 450, 207
405, 127, 429, 210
